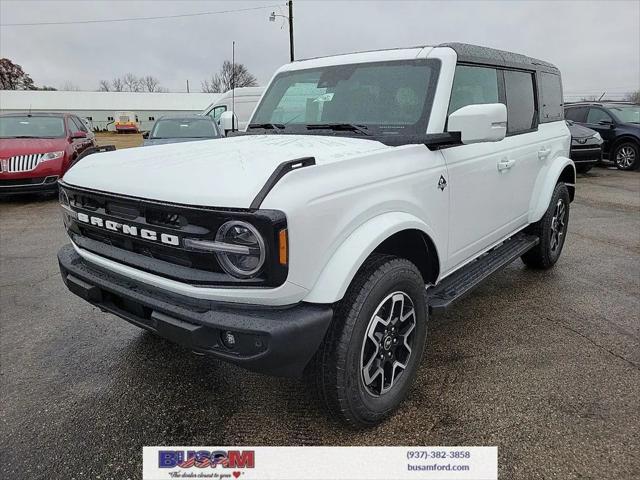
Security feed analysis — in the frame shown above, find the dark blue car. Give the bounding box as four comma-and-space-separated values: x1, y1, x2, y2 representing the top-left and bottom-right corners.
143, 114, 222, 146
565, 102, 640, 170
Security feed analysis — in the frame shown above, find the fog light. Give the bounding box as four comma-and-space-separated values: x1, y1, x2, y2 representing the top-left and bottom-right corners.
222, 331, 237, 349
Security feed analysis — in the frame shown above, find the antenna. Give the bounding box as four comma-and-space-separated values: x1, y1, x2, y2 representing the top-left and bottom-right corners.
598, 92, 606, 101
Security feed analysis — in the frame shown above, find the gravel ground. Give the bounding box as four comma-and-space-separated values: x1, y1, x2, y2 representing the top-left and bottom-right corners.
1, 167, 638, 480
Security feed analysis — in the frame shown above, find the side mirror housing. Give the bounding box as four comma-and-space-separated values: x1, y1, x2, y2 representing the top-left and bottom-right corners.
142, 131, 150, 139
598, 119, 614, 128
219, 111, 239, 133
70, 131, 87, 140
447, 103, 507, 144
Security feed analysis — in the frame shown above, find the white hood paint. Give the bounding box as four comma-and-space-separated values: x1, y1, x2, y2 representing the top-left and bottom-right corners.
63, 134, 390, 208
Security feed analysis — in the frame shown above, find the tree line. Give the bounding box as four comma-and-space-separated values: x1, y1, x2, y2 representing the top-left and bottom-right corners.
2, 57, 258, 94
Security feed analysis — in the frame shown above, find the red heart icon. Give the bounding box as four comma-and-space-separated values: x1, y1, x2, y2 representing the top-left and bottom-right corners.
232, 472, 241, 479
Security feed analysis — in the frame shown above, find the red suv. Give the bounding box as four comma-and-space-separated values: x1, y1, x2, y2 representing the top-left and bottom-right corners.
0, 112, 97, 196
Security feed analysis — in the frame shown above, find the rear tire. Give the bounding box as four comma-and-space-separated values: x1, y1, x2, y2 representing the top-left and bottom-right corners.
521, 183, 570, 269
613, 141, 638, 170
313, 255, 428, 427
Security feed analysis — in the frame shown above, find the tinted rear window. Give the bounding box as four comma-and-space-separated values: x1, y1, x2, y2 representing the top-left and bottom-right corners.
539, 72, 563, 122
504, 70, 537, 134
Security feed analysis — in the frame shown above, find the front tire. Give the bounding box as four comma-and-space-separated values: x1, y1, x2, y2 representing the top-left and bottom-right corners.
613, 141, 638, 170
313, 255, 428, 427
521, 183, 570, 269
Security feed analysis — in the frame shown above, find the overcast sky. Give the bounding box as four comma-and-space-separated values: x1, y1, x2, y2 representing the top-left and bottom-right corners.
1, 0, 638, 99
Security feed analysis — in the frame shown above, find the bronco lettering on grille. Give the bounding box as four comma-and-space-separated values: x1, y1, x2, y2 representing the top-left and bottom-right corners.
76, 212, 180, 246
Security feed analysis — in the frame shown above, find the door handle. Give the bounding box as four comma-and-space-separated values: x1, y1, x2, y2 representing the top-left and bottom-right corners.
497, 158, 515, 171
538, 147, 551, 160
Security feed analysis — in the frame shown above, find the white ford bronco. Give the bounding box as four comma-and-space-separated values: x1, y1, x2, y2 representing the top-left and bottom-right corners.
58, 43, 574, 426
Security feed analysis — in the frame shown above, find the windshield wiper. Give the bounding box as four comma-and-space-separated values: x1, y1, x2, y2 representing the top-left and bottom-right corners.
247, 123, 285, 132
306, 123, 371, 136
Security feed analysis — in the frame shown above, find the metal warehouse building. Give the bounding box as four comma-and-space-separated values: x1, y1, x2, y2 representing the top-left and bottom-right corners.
0, 90, 219, 132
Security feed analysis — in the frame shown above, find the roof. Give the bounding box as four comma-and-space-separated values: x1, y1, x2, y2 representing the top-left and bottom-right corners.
439, 42, 559, 73
0, 90, 219, 112
0, 111, 70, 117
156, 113, 212, 120
294, 42, 559, 74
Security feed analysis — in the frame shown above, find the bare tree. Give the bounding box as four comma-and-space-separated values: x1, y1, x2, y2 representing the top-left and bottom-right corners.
111, 77, 124, 92
98, 80, 111, 92
60, 81, 80, 91
122, 73, 141, 92
201, 60, 257, 93
140, 75, 162, 92
0, 58, 35, 90
626, 90, 640, 104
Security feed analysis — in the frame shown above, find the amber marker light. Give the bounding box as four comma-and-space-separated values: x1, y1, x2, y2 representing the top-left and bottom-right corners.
279, 229, 288, 265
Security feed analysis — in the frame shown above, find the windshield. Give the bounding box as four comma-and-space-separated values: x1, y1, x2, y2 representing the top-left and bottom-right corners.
151, 118, 219, 139
250, 59, 440, 137
0, 116, 66, 139
609, 105, 640, 124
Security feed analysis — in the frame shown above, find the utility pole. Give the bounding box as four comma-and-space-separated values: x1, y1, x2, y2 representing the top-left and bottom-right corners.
269, 0, 295, 62
231, 40, 236, 131
288, 0, 294, 62
186, 79, 189, 93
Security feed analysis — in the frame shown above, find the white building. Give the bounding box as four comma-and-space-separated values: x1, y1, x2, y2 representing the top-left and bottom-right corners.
0, 90, 220, 131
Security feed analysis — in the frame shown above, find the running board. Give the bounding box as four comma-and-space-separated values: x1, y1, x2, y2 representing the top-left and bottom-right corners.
427, 234, 539, 312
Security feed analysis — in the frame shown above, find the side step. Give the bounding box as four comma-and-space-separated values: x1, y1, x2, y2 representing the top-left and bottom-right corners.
426, 234, 539, 312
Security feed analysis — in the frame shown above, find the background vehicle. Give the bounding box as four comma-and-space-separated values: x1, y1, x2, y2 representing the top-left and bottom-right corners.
58, 43, 574, 426
0, 112, 97, 195
564, 102, 640, 170
203, 87, 264, 131
80, 117, 96, 141
114, 111, 140, 133
142, 114, 222, 146
566, 120, 602, 173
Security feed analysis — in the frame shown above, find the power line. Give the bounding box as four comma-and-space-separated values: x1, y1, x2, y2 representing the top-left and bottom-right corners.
0, 4, 282, 27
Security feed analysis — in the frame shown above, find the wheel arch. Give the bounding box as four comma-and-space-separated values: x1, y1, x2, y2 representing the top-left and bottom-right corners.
529, 156, 575, 223
303, 212, 441, 304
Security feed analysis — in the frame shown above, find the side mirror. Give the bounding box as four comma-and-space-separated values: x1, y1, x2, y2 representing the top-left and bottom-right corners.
219, 111, 239, 133
70, 131, 87, 140
447, 103, 507, 144
142, 131, 150, 139
598, 119, 614, 128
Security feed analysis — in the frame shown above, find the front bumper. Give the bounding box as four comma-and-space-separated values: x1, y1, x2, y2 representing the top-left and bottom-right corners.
0, 176, 59, 196
570, 145, 602, 165
58, 244, 332, 377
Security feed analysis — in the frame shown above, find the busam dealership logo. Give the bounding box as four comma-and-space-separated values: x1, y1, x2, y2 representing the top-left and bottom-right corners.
159, 450, 255, 470
76, 212, 180, 246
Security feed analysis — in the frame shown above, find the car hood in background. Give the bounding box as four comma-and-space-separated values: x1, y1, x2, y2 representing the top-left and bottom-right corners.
567, 122, 598, 139
63, 134, 391, 208
142, 137, 219, 147
0, 137, 67, 157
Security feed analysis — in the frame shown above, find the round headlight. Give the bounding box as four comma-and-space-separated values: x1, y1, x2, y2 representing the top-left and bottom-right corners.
215, 221, 265, 278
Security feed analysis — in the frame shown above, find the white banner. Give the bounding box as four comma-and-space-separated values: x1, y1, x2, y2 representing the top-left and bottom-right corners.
142, 446, 497, 480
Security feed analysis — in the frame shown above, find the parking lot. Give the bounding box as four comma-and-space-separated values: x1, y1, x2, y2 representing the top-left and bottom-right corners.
0, 168, 638, 479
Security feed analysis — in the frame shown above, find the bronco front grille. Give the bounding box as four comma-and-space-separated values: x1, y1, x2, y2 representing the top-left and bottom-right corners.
5, 154, 44, 172
60, 184, 288, 287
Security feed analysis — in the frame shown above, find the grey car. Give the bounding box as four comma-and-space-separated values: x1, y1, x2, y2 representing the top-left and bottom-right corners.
143, 114, 222, 146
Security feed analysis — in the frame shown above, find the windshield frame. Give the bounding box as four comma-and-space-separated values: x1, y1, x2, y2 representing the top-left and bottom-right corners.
149, 117, 220, 139
0, 115, 67, 139
249, 58, 441, 141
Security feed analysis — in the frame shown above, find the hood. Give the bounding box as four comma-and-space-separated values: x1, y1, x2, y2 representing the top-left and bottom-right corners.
566, 122, 597, 139
63, 134, 391, 208
0, 137, 68, 157
142, 137, 217, 147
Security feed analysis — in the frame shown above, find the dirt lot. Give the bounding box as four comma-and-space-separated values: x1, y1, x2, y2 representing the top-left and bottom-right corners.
1, 168, 638, 479
96, 131, 143, 150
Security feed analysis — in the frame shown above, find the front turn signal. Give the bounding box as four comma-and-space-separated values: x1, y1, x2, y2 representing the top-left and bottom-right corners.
278, 228, 288, 265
